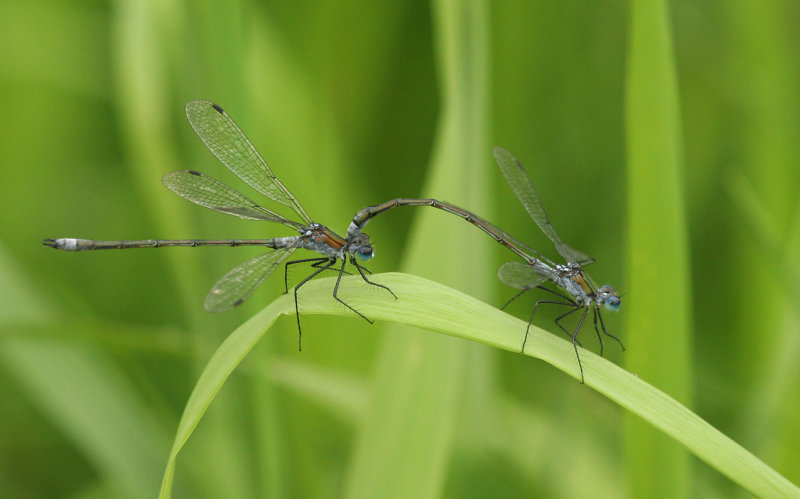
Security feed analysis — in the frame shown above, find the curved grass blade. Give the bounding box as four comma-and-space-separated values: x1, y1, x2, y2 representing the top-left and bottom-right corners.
159, 273, 799, 499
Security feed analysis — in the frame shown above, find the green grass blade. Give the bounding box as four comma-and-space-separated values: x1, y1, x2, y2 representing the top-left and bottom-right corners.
625, 0, 693, 496
159, 273, 798, 498
725, 4, 800, 479
341, 0, 492, 497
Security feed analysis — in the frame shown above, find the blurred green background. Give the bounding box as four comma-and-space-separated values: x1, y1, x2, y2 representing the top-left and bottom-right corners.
1, 0, 799, 497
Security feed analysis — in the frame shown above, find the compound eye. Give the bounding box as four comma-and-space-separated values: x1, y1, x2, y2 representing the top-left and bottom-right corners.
356, 245, 374, 261
604, 295, 621, 312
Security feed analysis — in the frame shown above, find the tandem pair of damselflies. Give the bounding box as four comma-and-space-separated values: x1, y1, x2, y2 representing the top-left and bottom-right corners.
347, 147, 623, 382
44, 100, 395, 346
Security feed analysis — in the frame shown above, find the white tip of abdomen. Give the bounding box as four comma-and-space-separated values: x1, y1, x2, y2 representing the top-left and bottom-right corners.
44, 238, 84, 251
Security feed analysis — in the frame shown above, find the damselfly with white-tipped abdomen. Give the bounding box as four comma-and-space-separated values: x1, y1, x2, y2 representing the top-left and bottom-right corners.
45, 100, 395, 346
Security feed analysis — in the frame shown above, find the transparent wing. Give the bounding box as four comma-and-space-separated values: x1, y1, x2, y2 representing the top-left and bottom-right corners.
493, 147, 593, 264
204, 248, 297, 312
185, 100, 312, 225
163, 170, 303, 228
497, 261, 552, 290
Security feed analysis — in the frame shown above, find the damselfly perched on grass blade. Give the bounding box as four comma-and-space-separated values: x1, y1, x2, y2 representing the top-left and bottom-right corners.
347, 147, 622, 382
44, 100, 395, 346
492, 147, 623, 382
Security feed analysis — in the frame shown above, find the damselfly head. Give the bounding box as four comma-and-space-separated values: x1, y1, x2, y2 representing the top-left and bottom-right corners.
598, 284, 621, 311
348, 232, 374, 260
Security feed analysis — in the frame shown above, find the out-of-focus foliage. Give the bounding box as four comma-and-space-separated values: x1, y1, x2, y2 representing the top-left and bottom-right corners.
0, 0, 798, 497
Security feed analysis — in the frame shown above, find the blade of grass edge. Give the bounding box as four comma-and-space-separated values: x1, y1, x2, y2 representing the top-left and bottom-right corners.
158, 273, 797, 498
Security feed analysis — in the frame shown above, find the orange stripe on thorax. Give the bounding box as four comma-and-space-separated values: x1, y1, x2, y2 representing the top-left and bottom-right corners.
572, 273, 594, 296
316, 229, 345, 250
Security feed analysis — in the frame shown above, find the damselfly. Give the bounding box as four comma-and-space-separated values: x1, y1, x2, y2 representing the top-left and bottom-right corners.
346, 147, 622, 382
44, 100, 395, 346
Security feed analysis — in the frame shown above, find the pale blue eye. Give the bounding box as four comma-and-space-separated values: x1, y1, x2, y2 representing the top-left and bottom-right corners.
604, 296, 621, 311
356, 246, 373, 261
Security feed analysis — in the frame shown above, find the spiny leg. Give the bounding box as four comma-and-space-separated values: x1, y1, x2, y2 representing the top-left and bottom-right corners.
508, 286, 579, 352
592, 308, 605, 356
285, 257, 329, 293
571, 308, 590, 384
332, 258, 375, 322
311, 259, 352, 274
348, 258, 374, 276
501, 288, 530, 310
596, 307, 625, 351
535, 285, 575, 302
292, 258, 337, 350
521, 299, 579, 353
351, 258, 397, 300
310, 258, 353, 280
553, 305, 584, 346
504, 285, 574, 311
